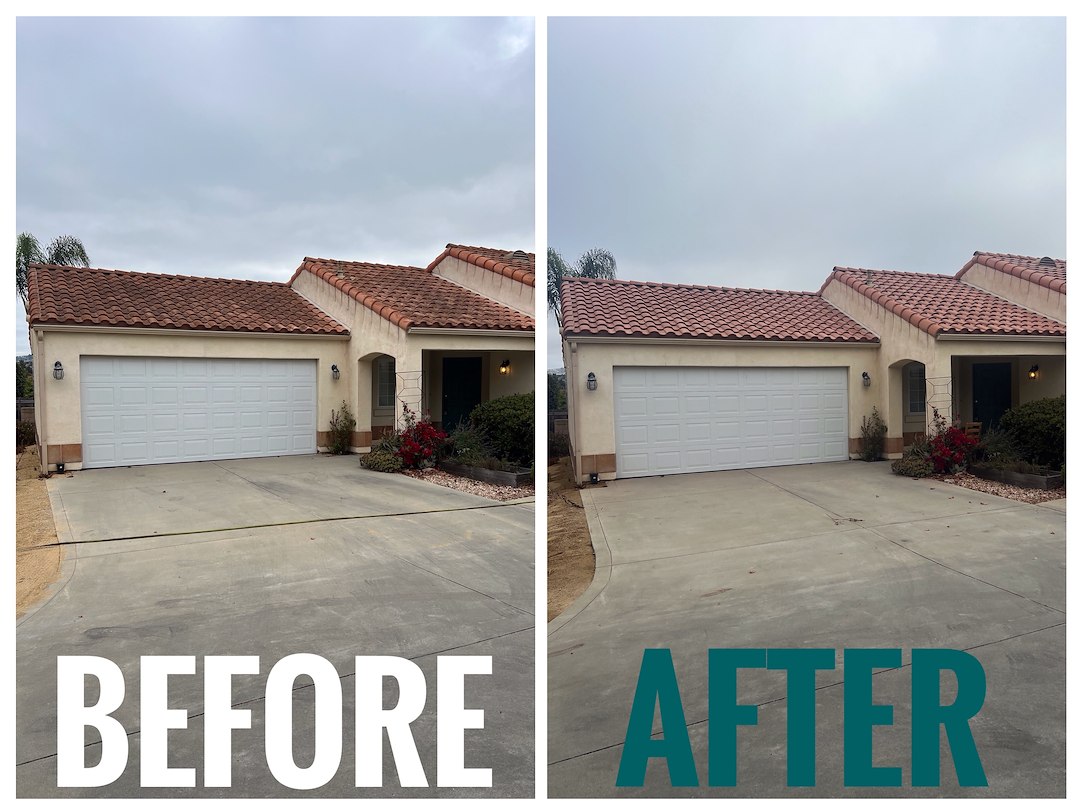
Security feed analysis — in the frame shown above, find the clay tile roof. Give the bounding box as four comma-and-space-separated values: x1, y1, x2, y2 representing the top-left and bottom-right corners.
958, 251, 1067, 293
560, 276, 878, 343
26, 264, 349, 336
427, 243, 536, 287
295, 257, 534, 332
825, 267, 1065, 337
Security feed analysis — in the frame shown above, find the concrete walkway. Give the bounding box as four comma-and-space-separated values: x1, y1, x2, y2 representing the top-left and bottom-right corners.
18, 455, 535, 798
548, 461, 1064, 797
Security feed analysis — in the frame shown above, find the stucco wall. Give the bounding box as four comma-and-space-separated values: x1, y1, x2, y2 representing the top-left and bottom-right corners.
429, 255, 534, 315
959, 262, 1066, 323
562, 337, 880, 482
31, 327, 349, 471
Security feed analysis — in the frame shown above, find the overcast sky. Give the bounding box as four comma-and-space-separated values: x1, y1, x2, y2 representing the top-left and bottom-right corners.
548, 16, 1065, 367
15, 16, 534, 356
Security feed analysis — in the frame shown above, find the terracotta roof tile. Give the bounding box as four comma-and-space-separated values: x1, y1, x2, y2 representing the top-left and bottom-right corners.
957, 251, 1067, 293
825, 267, 1065, 337
26, 264, 349, 336
560, 277, 878, 343
296, 257, 534, 332
427, 243, 536, 287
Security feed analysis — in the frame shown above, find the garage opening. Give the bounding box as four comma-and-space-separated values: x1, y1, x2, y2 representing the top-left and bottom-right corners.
80, 356, 317, 469
613, 366, 848, 478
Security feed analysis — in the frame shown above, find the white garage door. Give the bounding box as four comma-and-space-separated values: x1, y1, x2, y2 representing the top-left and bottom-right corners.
81, 356, 317, 469
614, 366, 848, 478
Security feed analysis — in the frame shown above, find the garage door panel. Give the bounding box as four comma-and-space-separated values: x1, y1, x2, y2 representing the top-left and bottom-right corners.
80, 357, 317, 469
615, 366, 848, 478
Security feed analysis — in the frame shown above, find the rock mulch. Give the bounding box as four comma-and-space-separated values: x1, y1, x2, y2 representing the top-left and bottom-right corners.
401, 467, 534, 502
934, 471, 1065, 505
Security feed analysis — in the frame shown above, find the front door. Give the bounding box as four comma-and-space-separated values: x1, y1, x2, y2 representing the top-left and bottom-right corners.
972, 362, 1012, 429
442, 357, 483, 431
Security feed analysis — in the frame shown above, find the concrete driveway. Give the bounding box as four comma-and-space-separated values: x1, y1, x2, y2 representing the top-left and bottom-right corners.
17, 454, 534, 798
548, 461, 1064, 798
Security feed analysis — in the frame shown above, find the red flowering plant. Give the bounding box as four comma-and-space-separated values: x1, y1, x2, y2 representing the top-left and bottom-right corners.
395, 403, 447, 469
927, 407, 977, 474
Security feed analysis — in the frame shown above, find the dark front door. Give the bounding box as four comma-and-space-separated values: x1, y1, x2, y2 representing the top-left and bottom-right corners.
972, 362, 1012, 429
442, 357, 483, 430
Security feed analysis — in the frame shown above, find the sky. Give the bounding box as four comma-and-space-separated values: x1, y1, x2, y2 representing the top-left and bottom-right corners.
15, 16, 534, 356
547, 16, 1065, 367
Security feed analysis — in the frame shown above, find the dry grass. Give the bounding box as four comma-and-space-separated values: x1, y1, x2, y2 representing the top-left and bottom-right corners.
547, 457, 595, 621
16, 446, 63, 618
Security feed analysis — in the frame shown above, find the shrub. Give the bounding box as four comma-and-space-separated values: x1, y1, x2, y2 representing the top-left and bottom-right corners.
397, 404, 446, 469
972, 427, 1021, 469
926, 407, 977, 474
891, 453, 934, 478
469, 391, 534, 466
16, 420, 36, 452
998, 395, 1065, 471
859, 407, 887, 462
446, 424, 493, 466
359, 449, 403, 473
327, 401, 355, 455
548, 432, 571, 460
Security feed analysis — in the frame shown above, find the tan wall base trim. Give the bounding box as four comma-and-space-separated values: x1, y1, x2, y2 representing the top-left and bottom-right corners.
46, 443, 82, 464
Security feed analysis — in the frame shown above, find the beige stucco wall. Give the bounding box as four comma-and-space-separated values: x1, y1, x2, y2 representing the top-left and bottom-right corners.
293, 269, 533, 445
429, 255, 534, 315
959, 262, 1066, 323
949, 351, 1065, 424
31, 327, 349, 471
563, 337, 880, 482
564, 280, 1066, 483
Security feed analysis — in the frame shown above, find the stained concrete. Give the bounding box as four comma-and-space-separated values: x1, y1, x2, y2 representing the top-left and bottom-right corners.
548, 461, 1064, 798
18, 454, 534, 798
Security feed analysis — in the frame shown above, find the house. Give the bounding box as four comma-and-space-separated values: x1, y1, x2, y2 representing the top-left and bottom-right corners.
560, 251, 1064, 483
27, 244, 535, 471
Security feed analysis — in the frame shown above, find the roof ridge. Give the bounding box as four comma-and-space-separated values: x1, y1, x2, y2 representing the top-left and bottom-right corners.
303, 256, 425, 272
831, 266, 956, 279
561, 275, 821, 297
27, 263, 290, 286
430, 244, 536, 287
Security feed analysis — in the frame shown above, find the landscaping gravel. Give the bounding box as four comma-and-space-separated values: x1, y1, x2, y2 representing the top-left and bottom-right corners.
935, 471, 1065, 505
401, 467, 535, 501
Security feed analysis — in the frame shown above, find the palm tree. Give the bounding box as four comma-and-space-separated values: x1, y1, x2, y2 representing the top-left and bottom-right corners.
547, 246, 617, 329
16, 233, 91, 310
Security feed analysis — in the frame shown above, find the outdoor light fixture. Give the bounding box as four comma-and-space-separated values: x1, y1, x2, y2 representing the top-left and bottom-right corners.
499, 359, 511, 376
586, 372, 598, 391
331, 364, 340, 380
52, 361, 64, 380
1028, 364, 1040, 380
861, 371, 871, 387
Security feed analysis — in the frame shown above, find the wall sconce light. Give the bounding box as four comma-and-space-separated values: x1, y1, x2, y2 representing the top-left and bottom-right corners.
861, 371, 871, 388
1028, 364, 1040, 380
331, 364, 340, 380
586, 372, 598, 391
53, 361, 64, 380
498, 359, 511, 376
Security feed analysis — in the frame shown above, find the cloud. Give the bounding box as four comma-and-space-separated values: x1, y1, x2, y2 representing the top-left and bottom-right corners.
547, 17, 1064, 366
15, 16, 535, 355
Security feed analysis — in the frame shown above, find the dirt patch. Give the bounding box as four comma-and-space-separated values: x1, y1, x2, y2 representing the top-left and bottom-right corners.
932, 471, 1065, 505
16, 446, 64, 618
400, 467, 535, 502
547, 457, 595, 622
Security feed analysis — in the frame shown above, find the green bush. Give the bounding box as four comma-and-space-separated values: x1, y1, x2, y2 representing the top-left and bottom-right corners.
859, 407, 887, 462
328, 401, 355, 455
891, 452, 934, 479
446, 424, 493, 466
359, 448, 403, 473
469, 391, 534, 466
998, 395, 1064, 470
16, 420, 36, 451
548, 432, 571, 460
973, 427, 1022, 469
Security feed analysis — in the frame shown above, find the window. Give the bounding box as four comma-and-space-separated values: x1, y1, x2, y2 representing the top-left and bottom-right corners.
907, 365, 926, 414
376, 357, 396, 409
